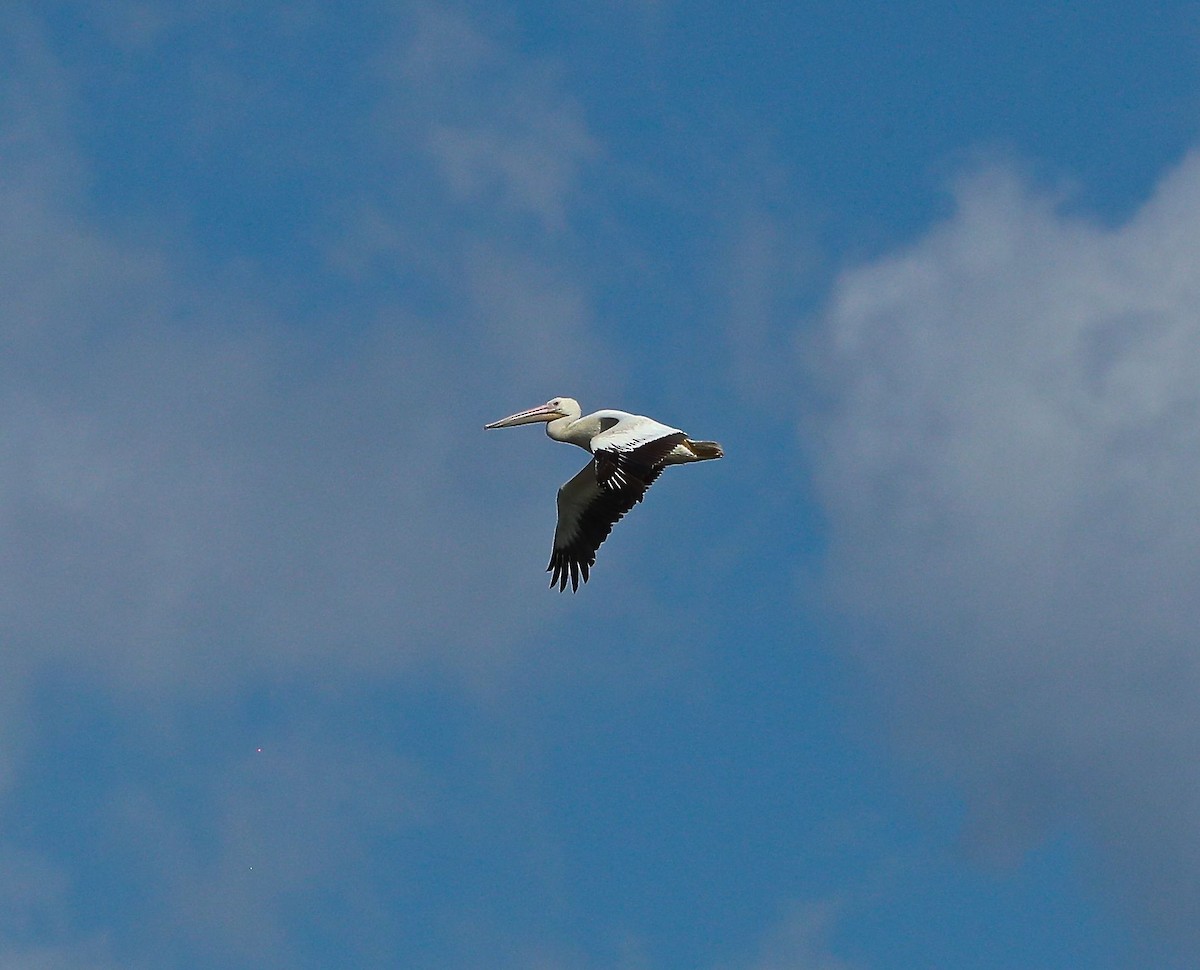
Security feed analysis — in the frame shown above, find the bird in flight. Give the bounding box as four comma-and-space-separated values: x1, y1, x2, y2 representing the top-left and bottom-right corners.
485, 397, 723, 591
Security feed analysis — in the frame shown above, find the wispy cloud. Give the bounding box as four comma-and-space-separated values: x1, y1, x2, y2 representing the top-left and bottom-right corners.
103, 740, 428, 967
0, 0, 611, 703
717, 900, 855, 970
368, 2, 598, 236
0, 8, 614, 962
810, 154, 1200, 957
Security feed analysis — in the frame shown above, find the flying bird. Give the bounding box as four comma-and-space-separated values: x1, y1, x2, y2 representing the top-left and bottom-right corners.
484, 397, 723, 591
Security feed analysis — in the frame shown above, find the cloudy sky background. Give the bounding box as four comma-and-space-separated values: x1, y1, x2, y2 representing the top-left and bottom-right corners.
2, 1, 1200, 967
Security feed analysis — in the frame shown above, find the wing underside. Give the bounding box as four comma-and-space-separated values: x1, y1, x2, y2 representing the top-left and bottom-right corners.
547, 432, 686, 591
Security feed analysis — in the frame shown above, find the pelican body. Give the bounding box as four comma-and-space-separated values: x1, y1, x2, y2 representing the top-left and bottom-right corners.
485, 397, 723, 591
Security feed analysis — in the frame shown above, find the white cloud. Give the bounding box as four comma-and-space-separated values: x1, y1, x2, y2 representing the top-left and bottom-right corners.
809, 154, 1200, 957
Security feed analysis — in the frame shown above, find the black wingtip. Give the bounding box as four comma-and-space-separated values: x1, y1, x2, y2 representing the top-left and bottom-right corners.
546, 554, 587, 592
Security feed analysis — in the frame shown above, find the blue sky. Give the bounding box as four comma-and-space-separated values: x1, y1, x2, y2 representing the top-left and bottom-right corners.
3, 2, 1200, 967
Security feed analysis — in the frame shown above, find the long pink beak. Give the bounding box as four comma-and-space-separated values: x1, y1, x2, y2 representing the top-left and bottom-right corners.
484, 403, 561, 430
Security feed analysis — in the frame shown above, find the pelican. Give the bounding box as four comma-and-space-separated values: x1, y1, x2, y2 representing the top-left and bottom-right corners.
485, 397, 723, 591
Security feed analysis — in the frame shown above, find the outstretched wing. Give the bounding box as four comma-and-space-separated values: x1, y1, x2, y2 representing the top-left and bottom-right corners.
547, 431, 687, 591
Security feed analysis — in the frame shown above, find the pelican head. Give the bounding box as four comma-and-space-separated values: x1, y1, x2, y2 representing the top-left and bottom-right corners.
484, 397, 579, 429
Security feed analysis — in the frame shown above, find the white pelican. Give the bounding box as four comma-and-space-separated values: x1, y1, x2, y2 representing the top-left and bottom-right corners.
485, 397, 723, 591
